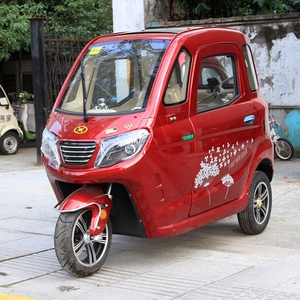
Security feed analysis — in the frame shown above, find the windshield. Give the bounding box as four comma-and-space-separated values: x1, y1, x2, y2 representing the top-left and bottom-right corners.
59, 39, 170, 115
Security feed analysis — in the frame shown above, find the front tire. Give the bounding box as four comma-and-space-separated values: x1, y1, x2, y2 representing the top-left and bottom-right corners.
274, 138, 294, 160
238, 171, 272, 235
54, 209, 112, 277
0, 131, 19, 155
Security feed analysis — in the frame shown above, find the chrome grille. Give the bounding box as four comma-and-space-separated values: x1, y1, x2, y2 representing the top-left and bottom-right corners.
60, 141, 97, 165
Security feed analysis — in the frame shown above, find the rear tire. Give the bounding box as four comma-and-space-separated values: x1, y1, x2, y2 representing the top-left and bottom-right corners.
274, 138, 294, 160
54, 209, 112, 277
0, 131, 19, 155
238, 171, 272, 235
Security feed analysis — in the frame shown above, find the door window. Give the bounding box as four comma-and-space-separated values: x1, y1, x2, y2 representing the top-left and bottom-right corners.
197, 55, 238, 112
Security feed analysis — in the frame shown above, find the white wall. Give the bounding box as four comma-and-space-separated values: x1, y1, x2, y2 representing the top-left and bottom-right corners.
112, 0, 145, 32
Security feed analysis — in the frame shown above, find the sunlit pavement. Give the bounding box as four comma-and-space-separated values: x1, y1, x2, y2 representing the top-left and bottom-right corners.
1, 147, 300, 300
0, 295, 36, 300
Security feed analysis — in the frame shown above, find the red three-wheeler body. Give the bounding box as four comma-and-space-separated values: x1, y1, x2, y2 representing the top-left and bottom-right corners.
41, 27, 274, 277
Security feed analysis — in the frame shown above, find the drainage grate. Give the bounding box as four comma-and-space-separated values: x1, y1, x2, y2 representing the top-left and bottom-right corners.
60, 141, 97, 165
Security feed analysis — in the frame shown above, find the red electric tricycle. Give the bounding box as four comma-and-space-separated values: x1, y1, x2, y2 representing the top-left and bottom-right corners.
41, 27, 274, 277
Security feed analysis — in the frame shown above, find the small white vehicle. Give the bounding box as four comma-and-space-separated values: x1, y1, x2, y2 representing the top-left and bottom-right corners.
0, 85, 23, 155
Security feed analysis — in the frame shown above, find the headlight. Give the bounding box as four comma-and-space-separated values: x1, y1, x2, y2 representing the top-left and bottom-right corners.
95, 129, 149, 168
0, 115, 12, 121
41, 128, 61, 169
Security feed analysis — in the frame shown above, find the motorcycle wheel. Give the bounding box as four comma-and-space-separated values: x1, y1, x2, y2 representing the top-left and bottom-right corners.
274, 137, 294, 160
54, 209, 112, 277
0, 131, 19, 155
237, 171, 272, 235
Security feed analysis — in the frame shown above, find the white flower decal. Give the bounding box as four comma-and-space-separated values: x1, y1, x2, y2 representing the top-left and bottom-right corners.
222, 174, 234, 199
194, 139, 253, 200
194, 162, 220, 188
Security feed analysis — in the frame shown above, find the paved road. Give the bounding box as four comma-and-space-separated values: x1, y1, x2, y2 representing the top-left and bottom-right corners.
0, 147, 300, 300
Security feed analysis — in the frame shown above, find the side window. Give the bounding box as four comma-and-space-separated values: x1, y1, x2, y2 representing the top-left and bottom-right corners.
197, 55, 238, 113
243, 44, 258, 92
0, 87, 8, 106
163, 49, 191, 105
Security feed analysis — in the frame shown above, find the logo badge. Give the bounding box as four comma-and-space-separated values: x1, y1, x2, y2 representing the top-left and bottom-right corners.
105, 126, 118, 135
74, 126, 88, 134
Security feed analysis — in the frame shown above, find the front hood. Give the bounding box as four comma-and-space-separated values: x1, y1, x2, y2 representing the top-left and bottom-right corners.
47, 111, 145, 141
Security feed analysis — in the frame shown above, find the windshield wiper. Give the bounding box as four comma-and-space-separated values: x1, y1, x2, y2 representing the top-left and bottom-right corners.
80, 59, 88, 122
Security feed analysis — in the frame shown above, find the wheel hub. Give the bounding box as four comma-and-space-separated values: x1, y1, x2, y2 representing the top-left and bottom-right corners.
83, 231, 94, 244
257, 198, 263, 208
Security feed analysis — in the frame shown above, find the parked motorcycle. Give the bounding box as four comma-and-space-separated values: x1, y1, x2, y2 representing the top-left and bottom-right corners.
269, 114, 294, 160
12, 91, 36, 142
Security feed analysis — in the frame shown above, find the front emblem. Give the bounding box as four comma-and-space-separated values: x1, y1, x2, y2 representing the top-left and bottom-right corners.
105, 126, 118, 135
74, 125, 88, 134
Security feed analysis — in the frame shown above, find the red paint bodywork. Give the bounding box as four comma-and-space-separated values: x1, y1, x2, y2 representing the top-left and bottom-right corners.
42, 27, 274, 239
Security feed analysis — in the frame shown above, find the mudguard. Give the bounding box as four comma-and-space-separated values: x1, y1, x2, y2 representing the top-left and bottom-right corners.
0, 124, 23, 139
55, 185, 112, 235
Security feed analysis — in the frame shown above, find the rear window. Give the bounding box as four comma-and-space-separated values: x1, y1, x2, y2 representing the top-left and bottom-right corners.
243, 44, 259, 92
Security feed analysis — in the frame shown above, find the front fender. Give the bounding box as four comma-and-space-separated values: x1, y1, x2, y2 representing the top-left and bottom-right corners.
0, 124, 23, 139
55, 185, 112, 235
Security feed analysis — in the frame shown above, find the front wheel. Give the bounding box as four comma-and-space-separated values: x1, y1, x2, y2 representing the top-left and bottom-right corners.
0, 131, 19, 155
274, 138, 294, 160
54, 209, 112, 277
238, 171, 272, 235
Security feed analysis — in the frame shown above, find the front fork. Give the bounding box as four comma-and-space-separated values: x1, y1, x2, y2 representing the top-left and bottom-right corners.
55, 184, 112, 235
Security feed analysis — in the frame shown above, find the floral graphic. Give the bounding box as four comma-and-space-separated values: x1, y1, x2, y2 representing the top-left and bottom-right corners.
194, 162, 220, 188
194, 138, 254, 201
222, 174, 234, 199
194, 162, 220, 204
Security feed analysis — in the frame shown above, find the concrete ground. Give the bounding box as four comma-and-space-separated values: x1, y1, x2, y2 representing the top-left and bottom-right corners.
0, 147, 300, 300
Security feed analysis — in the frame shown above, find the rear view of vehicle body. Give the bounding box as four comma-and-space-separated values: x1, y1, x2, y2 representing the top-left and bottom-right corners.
41, 27, 274, 277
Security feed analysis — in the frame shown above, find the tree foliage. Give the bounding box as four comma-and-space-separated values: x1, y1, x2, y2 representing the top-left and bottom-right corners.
0, 0, 112, 61
172, 0, 300, 20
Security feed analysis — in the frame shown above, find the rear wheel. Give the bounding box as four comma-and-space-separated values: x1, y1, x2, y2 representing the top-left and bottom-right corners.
274, 138, 294, 160
0, 131, 19, 155
54, 209, 112, 277
238, 171, 272, 235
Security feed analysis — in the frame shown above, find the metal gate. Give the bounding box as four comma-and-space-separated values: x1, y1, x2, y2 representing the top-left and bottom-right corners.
45, 26, 91, 113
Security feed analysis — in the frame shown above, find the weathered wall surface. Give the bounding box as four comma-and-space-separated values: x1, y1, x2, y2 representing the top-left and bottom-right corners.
143, 0, 170, 27
238, 21, 300, 108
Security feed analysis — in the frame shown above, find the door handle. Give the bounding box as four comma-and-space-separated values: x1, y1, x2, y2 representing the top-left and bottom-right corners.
167, 114, 177, 123
244, 115, 255, 125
